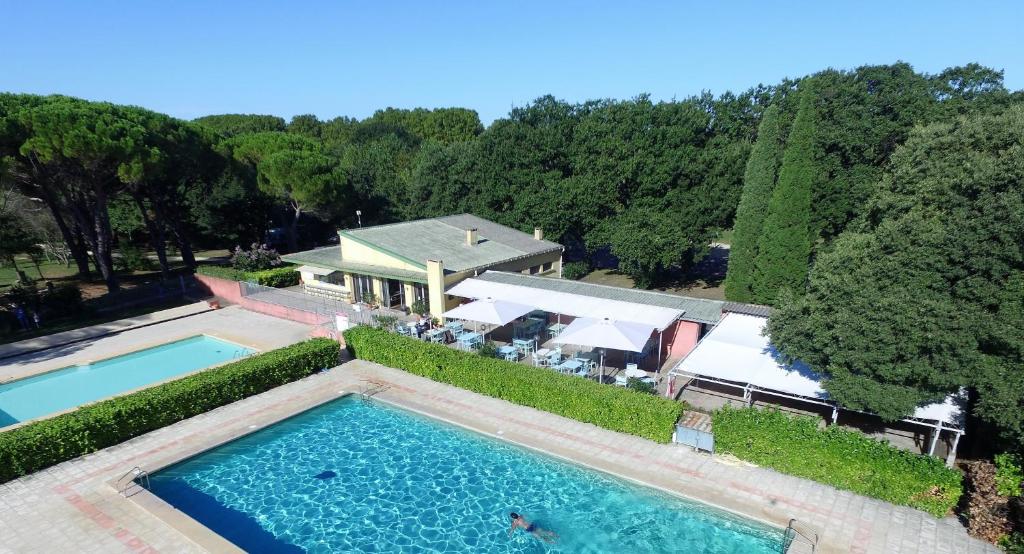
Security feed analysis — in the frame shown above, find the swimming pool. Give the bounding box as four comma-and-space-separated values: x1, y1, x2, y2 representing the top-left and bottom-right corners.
149, 397, 784, 553
0, 335, 253, 428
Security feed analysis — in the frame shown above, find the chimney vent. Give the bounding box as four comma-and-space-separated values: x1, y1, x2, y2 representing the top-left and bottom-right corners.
533, 227, 544, 241
466, 228, 478, 246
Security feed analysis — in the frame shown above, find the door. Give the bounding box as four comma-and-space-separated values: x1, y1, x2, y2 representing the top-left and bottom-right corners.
387, 279, 404, 308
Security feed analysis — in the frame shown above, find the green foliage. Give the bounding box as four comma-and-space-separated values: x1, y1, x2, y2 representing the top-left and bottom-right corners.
410, 299, 428, 316
712, 407, 962, 517
995, 454, 1024, 497
626, 377, 656, 395
230, 243, 282, 271
768, 106, 1024, 436
193, 113, 286, 136
115, 244, 155, 272
724, 103, 789, 302
195, 264, 298, 288
561, 261, 590, 281
751, 85, 818, 304
0, 338, 338, 483
477, 341, 501, 359
1000, 533, 1024, 554
343, 326, 685, 443
372, 314, 399, 329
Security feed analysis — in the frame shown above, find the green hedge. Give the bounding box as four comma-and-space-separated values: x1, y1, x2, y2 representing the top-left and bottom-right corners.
343, 326, 684, 443
712, 406, 962, 517
195, 264, 299, 287
0, 338, 338, 483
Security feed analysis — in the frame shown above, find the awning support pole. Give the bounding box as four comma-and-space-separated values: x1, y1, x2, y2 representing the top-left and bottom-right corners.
945, 430, 962, 468
656, 331, 663, 373
743, 385, 752, 406
928, 421, 944, 456
831, 405, 839, 424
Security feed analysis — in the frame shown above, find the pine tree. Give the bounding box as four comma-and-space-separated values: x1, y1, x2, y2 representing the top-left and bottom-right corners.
724, 103, 788, 302
751, 85, 818, 304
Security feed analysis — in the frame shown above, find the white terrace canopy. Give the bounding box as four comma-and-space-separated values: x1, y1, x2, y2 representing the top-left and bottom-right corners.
667, 312, 965, 465
446, 277, 683, 331
441, 297, 534, 326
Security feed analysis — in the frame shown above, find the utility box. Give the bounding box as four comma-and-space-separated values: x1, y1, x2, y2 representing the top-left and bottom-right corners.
674, 410, 714, 453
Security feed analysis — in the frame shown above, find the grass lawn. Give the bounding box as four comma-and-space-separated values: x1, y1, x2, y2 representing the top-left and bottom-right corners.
0, 259, 78, 288
580, 245, 730, 301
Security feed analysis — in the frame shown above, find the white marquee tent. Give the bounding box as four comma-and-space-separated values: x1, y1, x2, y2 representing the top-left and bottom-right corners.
668, 312, 965, 465
441, 297, 534, 326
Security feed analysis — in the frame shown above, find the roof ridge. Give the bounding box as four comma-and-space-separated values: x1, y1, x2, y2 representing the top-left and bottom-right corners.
484, 271, 724, 305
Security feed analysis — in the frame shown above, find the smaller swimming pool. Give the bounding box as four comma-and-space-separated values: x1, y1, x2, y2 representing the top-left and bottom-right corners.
0, 335, 253, 428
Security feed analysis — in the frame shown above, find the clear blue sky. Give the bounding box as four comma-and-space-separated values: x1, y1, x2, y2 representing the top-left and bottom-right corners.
3, 1, 1021, 124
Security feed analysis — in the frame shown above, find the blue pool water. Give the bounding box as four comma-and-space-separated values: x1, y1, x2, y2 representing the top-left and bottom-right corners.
0, 335, 253, 427
150, 397, 783, 553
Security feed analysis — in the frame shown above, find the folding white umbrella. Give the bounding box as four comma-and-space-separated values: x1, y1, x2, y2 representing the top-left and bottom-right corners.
553, 317, 654, 352
553, 317, 655, 382
441, 297, 534, 326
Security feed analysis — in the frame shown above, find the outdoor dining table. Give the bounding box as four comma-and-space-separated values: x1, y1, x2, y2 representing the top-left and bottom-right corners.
497, 345, 518, 361
575, 351, 601, 368
547, 323, 567, 338
557, 359, 586, 376
512, 338, 535, 355
457, 331, 483, 350
425, 328, 447, 343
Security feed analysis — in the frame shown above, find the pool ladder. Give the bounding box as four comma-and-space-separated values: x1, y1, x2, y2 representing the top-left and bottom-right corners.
781, 519, 818, 553
358, 382, 390, 403
231, 349, 250, 359
117, 466, 151, 498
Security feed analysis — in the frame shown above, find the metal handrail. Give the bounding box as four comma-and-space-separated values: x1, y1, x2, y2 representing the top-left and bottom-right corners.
782, 519, 818, 553
117, 466, 151, 497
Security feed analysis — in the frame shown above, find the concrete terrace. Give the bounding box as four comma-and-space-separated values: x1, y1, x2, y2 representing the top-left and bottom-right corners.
0, 359, 996, 554
0, 306, 313, 384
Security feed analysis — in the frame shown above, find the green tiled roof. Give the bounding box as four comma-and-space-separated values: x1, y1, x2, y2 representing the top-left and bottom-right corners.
340, 214, 562, 272
282, 247, 428, 283
474, 271, 725, 324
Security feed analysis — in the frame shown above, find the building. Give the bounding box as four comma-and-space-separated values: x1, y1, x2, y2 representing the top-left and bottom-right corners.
282, 214, 563, 316
447, 271, 726, 365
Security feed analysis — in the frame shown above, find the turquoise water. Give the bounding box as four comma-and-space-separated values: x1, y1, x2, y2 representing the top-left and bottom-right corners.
150, 397, 783, 553
0, 335, 252, 427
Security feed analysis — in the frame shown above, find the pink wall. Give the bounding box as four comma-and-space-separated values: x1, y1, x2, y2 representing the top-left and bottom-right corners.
195, 273, 335, 331
661, 320, 701, 360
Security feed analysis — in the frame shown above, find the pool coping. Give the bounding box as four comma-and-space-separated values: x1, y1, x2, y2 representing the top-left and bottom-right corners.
120, 387, 790, 553
0, 333, 263, 432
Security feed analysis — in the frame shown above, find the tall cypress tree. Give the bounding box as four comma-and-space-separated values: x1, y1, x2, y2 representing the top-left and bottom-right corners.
724, 103, 788, 302
751, 85, 818, 304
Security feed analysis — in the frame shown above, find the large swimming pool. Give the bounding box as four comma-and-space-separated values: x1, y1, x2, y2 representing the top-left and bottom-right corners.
0, 335, 253, 428
149, 396, 784, 553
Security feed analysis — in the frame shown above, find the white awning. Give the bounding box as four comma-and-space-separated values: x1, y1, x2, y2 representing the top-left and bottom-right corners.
553, 317, 655, 352
671, 313, 962, 427
442, 298, 534, 326
447, 278, 682, 330
295, 265, 335, 276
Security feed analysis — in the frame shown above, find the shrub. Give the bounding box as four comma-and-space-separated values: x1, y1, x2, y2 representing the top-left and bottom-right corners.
711, 406, 962, 517
996, 453, 1024, 497
0, 338, 338, 483
343, 326, 684, 443
626, 377, 656, 395
562, 261, 590, 280
247, 266, 300, 287
196, 264, 298, 288
231, 243, 282, 271
478, 341, 500, 359
410, 299, 429, 316
115, 244, 156, 272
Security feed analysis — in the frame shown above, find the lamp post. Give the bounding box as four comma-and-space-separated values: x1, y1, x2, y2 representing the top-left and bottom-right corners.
355, 210, 362, 227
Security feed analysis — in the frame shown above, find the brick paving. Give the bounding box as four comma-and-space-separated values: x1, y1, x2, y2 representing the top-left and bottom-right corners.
0, 359, 998, 553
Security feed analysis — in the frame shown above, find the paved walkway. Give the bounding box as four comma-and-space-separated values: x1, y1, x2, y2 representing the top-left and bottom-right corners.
0, 302, 213, 361
0, 360, 997, 554
0, 306, 312, 383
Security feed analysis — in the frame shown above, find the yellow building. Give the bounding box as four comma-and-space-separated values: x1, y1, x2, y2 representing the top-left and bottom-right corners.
282, 214, 563, 317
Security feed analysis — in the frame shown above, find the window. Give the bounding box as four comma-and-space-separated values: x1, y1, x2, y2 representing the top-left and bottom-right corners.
414, 283, 427, 303
354, 275, 373, 302
529, 265, 540, 274
542, 262, 552, 272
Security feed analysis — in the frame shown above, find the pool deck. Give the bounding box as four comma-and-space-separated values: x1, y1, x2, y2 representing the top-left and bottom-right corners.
0, 359, 997, 554
0, 306, 313, 383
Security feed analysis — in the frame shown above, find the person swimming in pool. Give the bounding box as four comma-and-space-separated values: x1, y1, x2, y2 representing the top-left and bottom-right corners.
508, 512, 558, 543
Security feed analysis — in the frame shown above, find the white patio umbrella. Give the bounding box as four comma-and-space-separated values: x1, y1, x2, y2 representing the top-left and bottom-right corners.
553, 317, 655, 381
441, 297, 535, 327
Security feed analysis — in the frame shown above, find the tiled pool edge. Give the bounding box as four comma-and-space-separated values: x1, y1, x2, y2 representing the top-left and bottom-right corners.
2, 359, 996, 553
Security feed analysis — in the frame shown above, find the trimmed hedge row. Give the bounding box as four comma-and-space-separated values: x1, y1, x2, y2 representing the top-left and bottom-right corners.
712, 406, 962, 517
343, 326, 685, 443
0, 338, 338, 483
195, 264, 300, 288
